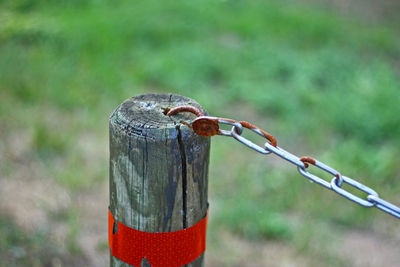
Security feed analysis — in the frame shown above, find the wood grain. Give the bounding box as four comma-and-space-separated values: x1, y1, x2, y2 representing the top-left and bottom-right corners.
109, 93, 210, 267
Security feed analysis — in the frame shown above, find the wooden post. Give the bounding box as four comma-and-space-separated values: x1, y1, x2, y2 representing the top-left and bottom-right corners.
109, 93, 210, 267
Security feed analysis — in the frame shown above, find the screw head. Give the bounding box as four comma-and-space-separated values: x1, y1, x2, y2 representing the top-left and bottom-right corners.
192, 117, 219, 137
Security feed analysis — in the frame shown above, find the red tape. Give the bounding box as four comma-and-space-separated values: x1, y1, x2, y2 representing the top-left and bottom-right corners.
109, 209, 208, 267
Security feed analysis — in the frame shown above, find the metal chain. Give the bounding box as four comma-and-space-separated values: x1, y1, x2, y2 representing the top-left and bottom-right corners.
167, 106, 400, 219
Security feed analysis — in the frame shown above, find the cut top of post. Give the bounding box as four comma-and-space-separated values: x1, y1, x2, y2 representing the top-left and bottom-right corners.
110, 93, 206, 141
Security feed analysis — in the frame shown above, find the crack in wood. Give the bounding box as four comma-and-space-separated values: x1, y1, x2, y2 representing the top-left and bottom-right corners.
176, 125, 188, 229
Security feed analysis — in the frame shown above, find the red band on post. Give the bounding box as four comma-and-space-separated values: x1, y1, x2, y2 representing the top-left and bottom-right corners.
108, 209, 208, 267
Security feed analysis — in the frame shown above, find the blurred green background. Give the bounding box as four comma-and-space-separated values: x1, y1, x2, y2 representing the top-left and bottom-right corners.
1, 0, 400, 266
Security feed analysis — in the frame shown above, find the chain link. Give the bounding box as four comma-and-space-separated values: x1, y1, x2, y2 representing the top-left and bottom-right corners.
167, 107, 400, 219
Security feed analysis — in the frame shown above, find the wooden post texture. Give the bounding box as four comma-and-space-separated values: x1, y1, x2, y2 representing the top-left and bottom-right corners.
109, 93, 210, 267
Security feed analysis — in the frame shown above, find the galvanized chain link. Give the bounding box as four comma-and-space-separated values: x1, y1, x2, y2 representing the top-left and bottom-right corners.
167, 107, 400, 219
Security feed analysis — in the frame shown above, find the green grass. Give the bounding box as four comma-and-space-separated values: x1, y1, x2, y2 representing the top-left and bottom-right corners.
0, 211, 84, 266
1, 0, 400, 264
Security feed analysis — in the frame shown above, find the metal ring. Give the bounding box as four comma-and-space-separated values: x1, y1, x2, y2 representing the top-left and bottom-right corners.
297, 166, 332, 189
331, 175, 378, 207
300, 158, 344, 187
231, 126, 271, 154
367, 195, 400, 218
264, 143, 306, 168
217, 118, 243, 136
316, 160, 343, 187
296, 158, 343, 189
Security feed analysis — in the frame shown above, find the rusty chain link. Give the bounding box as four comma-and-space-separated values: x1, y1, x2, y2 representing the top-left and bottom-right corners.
167, 106, 400, 219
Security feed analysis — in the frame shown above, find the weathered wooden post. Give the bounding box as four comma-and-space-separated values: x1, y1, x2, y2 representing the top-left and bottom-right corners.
109, 93, 210, 267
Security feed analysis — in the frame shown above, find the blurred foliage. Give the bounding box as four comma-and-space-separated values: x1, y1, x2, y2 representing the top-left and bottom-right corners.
1, 0, 400, 265
32, 122, 68, 158
0, 213, 80, 266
